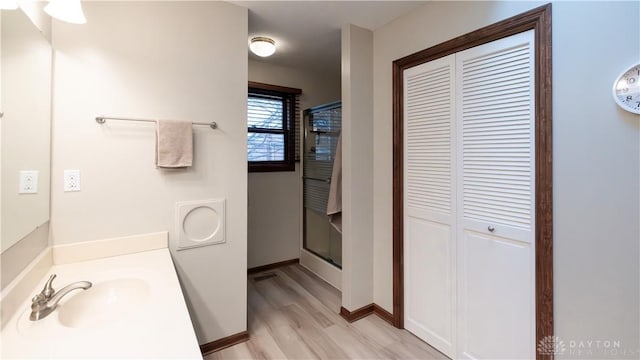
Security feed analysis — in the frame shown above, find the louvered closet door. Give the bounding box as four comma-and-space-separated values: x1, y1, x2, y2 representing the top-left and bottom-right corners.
403, 54, 456, 358
456, 30, 535, 359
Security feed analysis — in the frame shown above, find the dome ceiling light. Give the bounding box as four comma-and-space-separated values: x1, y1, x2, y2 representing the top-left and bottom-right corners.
249, 36, 276, 57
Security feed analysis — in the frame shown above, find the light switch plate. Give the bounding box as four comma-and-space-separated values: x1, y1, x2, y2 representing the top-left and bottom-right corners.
64, 170, 81, 192
19, 170, 38, 194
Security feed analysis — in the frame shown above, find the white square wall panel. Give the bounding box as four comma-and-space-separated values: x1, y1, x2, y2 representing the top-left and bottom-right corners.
176, 199, 225, 250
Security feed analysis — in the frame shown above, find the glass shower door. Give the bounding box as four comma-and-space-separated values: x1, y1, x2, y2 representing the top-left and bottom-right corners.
303, 101, 342, 268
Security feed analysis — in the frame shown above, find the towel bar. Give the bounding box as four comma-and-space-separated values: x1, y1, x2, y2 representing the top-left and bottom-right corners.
96, 116, 217, 130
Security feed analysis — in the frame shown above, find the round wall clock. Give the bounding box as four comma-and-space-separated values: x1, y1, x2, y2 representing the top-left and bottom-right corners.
613, 63, 640, 114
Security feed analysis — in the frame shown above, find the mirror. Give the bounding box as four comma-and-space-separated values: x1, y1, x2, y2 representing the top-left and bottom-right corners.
1, 9, 52, 253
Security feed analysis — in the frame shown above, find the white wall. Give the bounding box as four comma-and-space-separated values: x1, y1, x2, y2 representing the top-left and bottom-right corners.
249, 59, 340, 110
551, 2, 639, 354
1, 9, 51, 252
341, 24, 374, 311
0, 5, 52, 289
51, 1, 248, 344
247, 59, 340, 269
373, 0, 639, 354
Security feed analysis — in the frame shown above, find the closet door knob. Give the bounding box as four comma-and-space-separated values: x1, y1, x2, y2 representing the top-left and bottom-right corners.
488, 226, 495, 232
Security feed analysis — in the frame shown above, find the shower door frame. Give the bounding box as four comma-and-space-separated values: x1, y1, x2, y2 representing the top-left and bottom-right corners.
302, 101, 343, 269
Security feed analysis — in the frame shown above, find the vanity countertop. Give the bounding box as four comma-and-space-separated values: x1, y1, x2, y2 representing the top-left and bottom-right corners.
1, 248, 202, 359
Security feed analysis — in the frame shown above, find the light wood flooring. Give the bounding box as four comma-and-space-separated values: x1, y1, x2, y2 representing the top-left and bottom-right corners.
205, 264, 446, 360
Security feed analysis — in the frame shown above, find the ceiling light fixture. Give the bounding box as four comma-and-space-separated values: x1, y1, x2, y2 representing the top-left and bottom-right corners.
0, 0, 19, 10
44, 0, 86, 24
250, 36, 276, 57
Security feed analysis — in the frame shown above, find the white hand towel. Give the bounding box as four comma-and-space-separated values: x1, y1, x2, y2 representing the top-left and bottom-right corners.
156, 119, 193, 168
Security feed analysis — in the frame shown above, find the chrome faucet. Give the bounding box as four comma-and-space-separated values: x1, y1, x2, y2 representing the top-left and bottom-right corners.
29, 274, 92, 321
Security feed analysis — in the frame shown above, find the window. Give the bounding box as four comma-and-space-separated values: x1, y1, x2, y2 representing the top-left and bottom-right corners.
248, 82, 301, 172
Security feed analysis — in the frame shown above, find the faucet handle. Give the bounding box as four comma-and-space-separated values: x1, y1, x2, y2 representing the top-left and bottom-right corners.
41, 274, 56, 299
31, 293, 45, 304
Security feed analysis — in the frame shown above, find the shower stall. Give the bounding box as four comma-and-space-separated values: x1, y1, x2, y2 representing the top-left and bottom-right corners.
302, 101, 342, 268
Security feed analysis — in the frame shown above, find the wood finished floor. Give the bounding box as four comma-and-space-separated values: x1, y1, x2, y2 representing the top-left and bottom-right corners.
205, 264, 446, 360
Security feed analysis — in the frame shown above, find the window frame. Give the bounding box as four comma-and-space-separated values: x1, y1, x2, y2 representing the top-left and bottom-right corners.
247, 82, 301, 173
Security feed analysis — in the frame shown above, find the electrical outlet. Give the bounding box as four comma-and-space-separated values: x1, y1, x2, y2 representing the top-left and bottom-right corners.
64, 170, 81, 192
19, 171, 38, 194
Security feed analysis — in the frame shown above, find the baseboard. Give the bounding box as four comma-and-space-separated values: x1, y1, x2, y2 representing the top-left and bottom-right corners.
200, 331, 249, 355
340, 304, 375, 322
373, 304, 394, 326
340, 303, 396, 326
248, 258, 299, 274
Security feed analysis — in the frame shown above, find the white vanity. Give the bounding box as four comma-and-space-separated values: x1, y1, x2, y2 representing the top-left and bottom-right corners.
1, 232, 202, 359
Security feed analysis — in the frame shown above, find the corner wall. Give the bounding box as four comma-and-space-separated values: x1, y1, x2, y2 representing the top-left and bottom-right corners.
373, 0, 639, 354
341, 24, 374, 310
51, 1, 248, 344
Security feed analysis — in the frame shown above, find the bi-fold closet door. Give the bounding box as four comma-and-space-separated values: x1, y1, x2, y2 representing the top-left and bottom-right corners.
404, 30, 535, 359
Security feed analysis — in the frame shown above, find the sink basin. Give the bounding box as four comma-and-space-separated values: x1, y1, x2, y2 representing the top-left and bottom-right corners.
4, 248, 201, 359
57, 278, 150, 328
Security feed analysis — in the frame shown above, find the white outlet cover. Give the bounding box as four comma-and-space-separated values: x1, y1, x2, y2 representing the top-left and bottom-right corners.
64, 170, 81, 192
19, 170, 38, 194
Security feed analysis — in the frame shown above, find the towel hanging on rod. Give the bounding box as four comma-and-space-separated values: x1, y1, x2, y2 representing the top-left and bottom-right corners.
96, 116, 217, 130
156, 119, 193, 168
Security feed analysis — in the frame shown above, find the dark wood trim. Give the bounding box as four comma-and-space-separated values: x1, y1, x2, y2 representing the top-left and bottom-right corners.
339, 303, 395, 325
373, 304, 394, 326
392, 56, 404, 330
392, 5, 551, 70
391, 4, 553, 359
248, 161, 295, 173
200, 331, 249, 355
534, 6, 554, 358
248, 81, 302, 95
247, 258, 299, 274
340, 304, 374, 323
246, 128, 286, 135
